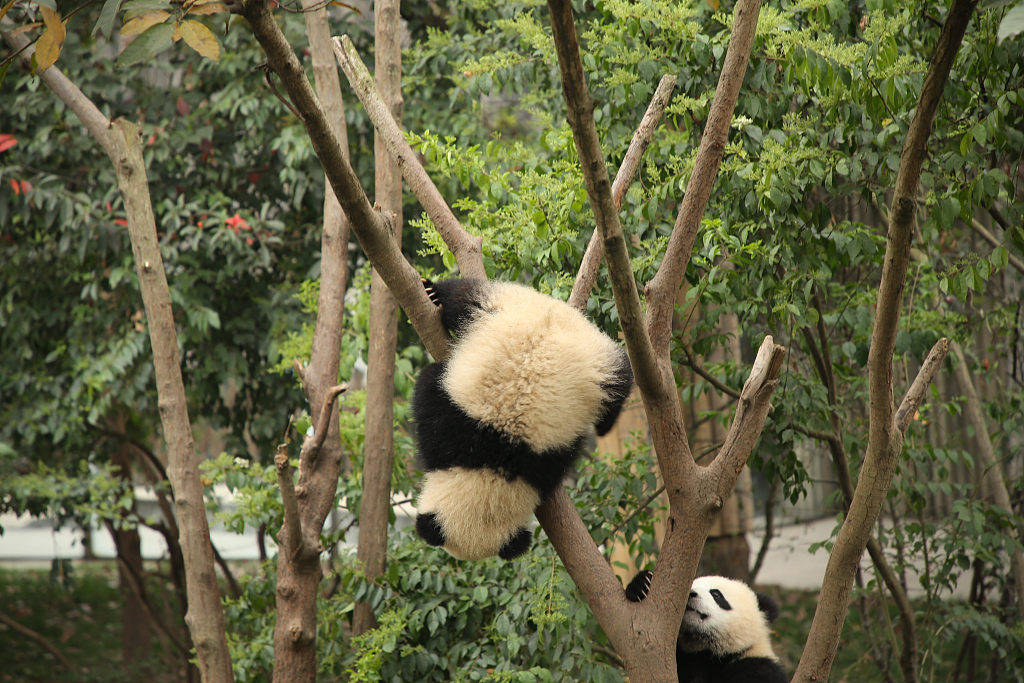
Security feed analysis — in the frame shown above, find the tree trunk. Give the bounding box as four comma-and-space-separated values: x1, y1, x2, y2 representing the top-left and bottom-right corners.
268, 1, 353, 679
353, 0, 404, 636
0, 30, 235, 681
107, 415, 152, 669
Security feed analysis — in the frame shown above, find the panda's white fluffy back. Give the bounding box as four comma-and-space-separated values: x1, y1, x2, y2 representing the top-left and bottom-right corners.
441, 282, 621, 452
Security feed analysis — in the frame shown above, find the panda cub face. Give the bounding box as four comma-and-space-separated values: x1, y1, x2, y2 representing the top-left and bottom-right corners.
679, 575, 779, 660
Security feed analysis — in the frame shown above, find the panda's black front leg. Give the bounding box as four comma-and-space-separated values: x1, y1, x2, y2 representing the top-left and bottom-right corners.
416, 512, 446, 547
625, 569, 653, 602
422, 277, 487, 336
498, 527, 532, 560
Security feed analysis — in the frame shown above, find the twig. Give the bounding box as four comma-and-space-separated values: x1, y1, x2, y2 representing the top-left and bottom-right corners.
0, 612, 73, 669
748, 478, 778, 582
331, 34, 485, 280
680, 343, 742, 400
895, 338, 949, 432
307, 383, 348, 456
568, 73, 677, 311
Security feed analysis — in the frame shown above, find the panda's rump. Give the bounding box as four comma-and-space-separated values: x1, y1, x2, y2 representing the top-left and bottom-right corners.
442, 282, 621, 451
417, 467, 540, 561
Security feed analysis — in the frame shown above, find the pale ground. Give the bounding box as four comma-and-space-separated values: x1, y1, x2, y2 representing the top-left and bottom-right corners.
0, 507, 971, 598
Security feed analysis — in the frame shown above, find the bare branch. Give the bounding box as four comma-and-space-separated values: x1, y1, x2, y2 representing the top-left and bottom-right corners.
535, 488, 634, 646
0, 612, 73, 669
332, 34, 486, 280
645, 0, 761, 355
236, 0, 449, 359
895, 338, 949, 432
304, 383, 348, 459
707, 336, 785, 494
796, 0, 975, 674
569, 74, 678, 311
967, 216, 1024, 274
275, 443, 307, 558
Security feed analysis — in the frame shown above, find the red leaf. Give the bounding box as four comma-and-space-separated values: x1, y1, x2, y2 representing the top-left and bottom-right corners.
19, 180, 32, 194
176, 97, 191, 116
9, 178, 20, 195
0, 134, 17, 153
224, 213, 250, 231
114, 218, 128, 226
245, 237, 254, 245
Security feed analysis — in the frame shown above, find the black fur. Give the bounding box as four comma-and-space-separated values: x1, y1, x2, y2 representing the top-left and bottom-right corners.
595, 350, 634, 436
676, 650, 788, 683
756, 592, 780, 623
412, 362, 583, 499
416, 512, 445, 547
497, 527, 533, 560
422, 277, 488, 336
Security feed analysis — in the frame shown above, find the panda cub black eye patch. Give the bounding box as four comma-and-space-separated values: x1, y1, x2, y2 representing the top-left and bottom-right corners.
709, 588, 732, 611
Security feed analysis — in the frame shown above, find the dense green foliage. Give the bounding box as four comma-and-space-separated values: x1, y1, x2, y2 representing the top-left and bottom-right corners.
2, 0, 1023, 680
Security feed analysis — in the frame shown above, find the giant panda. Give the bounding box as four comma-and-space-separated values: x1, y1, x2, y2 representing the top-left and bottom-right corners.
411, 277, 634, 561
625, 571, 787, 683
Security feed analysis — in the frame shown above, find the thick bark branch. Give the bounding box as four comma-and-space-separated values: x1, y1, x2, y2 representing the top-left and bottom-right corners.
568, 74, 678, 311
354, 0, 403, 636
951, 341, 1024, 619
332, 34, 485, 280
236, 0, 449, 359
271, 2, 354, 674
546, 0, 665, 406
645, 0, 761, 355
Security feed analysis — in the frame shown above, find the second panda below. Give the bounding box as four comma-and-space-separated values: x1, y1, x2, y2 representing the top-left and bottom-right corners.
625, 571, 788, 683
411, 278, 634, 561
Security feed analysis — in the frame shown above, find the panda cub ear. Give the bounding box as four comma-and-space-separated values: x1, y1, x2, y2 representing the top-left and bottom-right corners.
756, 591, 780, 623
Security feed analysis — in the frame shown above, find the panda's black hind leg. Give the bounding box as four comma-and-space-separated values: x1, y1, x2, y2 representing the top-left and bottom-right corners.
624, 569, 653, 602
595, 350, 635, 436
416, 513, 446, 547
498, 527, 532, 560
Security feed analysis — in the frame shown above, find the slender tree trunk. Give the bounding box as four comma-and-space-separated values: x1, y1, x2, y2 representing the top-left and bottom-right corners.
268, 1, 353, 680
0, 30, 235, 682
107, 414, 153, 669
951, 340, 1024, 619
353, 0, 403, 637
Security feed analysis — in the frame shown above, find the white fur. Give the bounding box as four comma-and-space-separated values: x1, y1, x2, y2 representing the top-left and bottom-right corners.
417, 467, 540, 561
679, 576, 777, 660
442, 282, 621, 452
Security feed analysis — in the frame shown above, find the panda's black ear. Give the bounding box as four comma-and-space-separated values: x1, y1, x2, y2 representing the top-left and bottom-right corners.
756, 592, 780, 623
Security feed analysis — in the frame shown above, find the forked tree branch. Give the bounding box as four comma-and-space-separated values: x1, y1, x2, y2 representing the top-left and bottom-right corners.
332, 35, 486, 280
645, 0, 761, 355
568, 73, 678, 311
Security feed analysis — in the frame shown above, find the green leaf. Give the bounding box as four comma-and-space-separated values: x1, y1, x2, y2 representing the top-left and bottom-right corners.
116, 22, 174, 68
92, 0, 123, 37
997, 4, 1024, 42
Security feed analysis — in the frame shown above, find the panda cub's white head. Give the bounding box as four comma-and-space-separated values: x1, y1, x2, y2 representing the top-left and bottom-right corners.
678, 575, 780, 660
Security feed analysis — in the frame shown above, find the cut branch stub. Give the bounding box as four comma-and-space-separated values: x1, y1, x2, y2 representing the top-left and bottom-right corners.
332, 34, 486, 280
